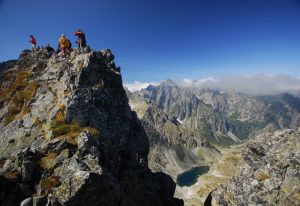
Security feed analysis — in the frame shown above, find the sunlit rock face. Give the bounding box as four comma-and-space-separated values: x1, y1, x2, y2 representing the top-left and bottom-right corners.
138, 80, 300, 145
210, 128, 300, 206
0, 49, 183, 206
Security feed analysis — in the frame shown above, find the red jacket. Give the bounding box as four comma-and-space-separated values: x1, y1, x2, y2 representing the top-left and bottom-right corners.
30, 37, 36, 44
74, 31, 84, 37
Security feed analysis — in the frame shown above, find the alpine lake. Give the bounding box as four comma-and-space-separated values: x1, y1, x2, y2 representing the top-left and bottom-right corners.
176, 166, 210, 187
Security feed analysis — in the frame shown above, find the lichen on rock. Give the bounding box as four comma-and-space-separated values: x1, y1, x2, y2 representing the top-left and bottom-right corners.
209, 128, 300, 206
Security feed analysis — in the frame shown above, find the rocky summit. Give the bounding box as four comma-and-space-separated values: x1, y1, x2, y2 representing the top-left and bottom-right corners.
209, 128, 300, 206
0, 49, 183, 206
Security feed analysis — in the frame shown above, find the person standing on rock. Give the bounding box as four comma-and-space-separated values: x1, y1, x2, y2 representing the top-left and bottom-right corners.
74, 29, 86, 53
45, 44, 55, 58
29, 35, 36, 51
59, 34, 71, 57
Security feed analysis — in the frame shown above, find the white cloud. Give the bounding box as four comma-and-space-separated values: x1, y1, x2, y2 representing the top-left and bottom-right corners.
178, 77, 218, 88
125, 74, 300, 95
124, 81, 160, 92
176, 74, 300, 95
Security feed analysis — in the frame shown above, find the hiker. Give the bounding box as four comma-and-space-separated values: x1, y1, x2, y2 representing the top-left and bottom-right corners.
29, 35, 36, 51
59, 34, 71, 57
67, 39, 72, 51
74, 29, 86, 52
45, 44, 55, 57
55, 43, 61, 55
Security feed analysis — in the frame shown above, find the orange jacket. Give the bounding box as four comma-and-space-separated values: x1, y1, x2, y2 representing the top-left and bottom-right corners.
59, 36, 70, 48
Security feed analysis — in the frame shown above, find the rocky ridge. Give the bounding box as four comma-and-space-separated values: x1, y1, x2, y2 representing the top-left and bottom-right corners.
0, 49, 183, 206
139, 80, 300, 145
209, 128, 300, 206
140, 80, 232, 144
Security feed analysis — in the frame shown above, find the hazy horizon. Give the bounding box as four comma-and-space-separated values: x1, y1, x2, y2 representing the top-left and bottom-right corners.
124, 74, 300, 96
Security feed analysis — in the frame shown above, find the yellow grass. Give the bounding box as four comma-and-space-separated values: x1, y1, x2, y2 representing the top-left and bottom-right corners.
40, 152, 58, 170
55, 111, 65, 124
51, 121, 81, 144
51, 118, 101, 145
196, 145, 244, 202
40, 176, 61, 194
54, 104, 66, 124
254, 172, 270, 181
84, 127, 101, 137
1, 69, 40, 125
2, 170, 21, 180
34, 117, 42, 127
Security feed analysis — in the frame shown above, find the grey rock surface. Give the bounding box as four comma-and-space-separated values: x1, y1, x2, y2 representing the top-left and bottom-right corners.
0, 49, 183, 206
20, 197, 32, 206
210, 128, 300, 206
33, 195, 47, 206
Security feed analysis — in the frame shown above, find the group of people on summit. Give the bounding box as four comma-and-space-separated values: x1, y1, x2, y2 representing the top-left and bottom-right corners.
29, 29, 87, 57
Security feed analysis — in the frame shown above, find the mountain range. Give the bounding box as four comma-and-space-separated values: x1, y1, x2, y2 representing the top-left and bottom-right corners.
0, 49, 299, 206
126, 80, 300, 205
128, 79, 300, 145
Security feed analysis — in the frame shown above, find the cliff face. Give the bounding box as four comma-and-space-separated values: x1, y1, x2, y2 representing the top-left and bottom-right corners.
209, 128, 300, 206
0, 49, 183, 206
127, 90, 219, 179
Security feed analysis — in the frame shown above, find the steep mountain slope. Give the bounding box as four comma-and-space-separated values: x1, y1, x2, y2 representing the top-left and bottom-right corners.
127, 90, 219, 178
0, 49, 183, 206
196, 88, 265, 122
0, 59, 17, 74
139, 80, 300, 145
141, 80, 233, 145
209, 128, 300, 206
256, 93, 300, 129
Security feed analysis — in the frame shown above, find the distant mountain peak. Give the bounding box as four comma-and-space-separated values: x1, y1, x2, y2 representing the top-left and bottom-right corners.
161, 79, 178, 86
137, 79, 300, 145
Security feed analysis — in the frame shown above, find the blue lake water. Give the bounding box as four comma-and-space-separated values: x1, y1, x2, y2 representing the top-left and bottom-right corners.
176, 166, 210, 187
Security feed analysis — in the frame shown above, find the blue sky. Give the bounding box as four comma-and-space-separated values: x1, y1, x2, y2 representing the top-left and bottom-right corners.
0, 0, 300, 83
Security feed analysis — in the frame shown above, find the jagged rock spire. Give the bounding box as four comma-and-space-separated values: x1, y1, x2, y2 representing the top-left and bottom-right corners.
0, 49, 183, 206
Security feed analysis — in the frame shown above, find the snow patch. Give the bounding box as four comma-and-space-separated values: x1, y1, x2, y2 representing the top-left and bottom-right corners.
227, 131, 241, 142
176, 118, 183, 124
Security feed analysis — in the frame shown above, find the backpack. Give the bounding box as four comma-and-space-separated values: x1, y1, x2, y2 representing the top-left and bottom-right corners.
66, 39, 71, 48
